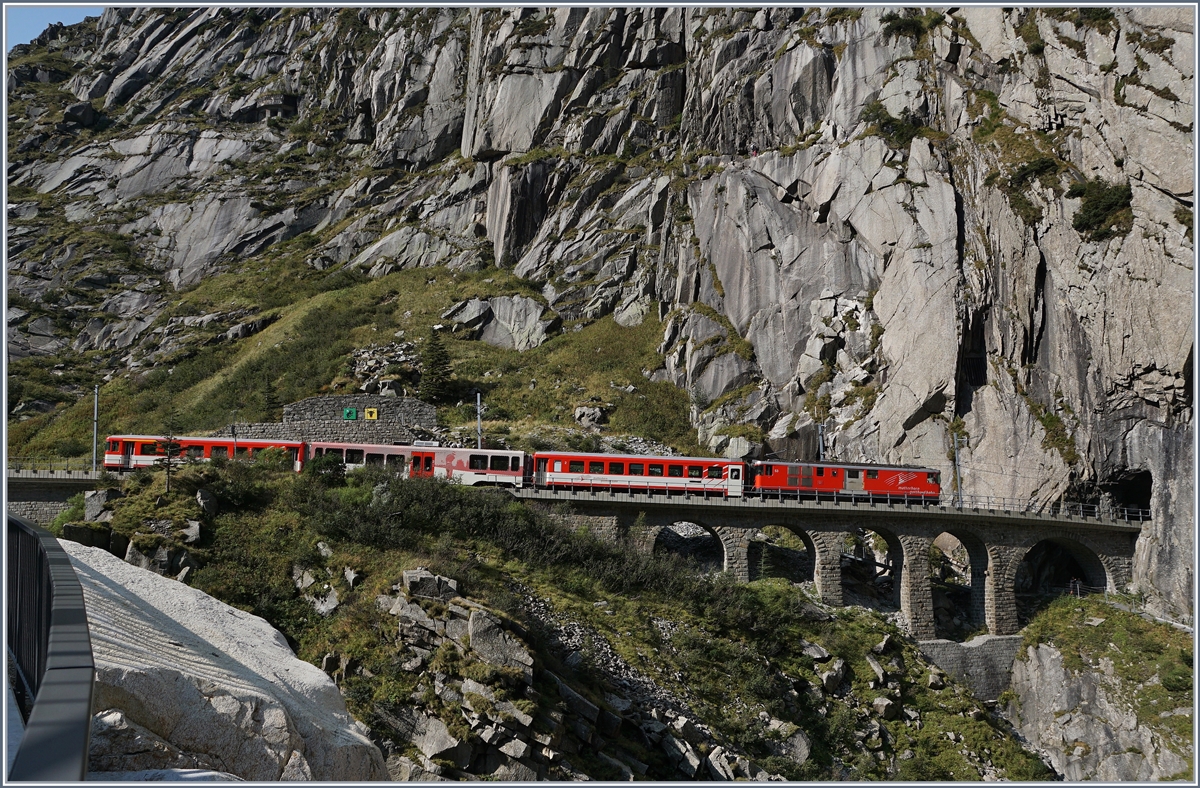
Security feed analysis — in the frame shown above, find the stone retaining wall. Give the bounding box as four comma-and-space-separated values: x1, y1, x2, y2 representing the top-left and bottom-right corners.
7, 499, 73, 526
917, 635, 1023, 700
210, 395, 436, 445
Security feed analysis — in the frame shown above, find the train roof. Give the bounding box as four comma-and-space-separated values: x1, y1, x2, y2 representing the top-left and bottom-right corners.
532, 450, 739, 464
106, 434, 303, 443
753, 459, 940, 473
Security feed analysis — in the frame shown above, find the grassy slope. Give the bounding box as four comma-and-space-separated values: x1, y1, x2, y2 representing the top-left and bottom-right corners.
10, 263, 700, 457
61, 460, 1056, 781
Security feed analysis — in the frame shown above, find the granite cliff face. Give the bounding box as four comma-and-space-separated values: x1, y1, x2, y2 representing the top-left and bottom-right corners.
6, 8, 1193, 620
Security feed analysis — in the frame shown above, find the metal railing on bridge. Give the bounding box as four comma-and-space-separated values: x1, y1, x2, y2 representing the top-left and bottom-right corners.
517, 483, 1151, 523
7, 457, 98, 473
7, 514, 94, 781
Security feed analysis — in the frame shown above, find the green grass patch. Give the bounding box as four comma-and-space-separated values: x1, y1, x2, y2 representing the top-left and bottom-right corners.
1068, 178, 1133, 241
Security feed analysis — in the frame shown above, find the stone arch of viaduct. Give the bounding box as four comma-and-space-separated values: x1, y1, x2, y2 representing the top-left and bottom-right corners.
531, 495, 1141, 639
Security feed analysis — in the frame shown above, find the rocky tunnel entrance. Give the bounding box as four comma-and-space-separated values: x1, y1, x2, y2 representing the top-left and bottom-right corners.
1102, 469, 1153, 513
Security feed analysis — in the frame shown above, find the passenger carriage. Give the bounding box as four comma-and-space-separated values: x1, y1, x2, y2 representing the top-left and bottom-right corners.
532, 451, 746, 497
103, 435, 305, 472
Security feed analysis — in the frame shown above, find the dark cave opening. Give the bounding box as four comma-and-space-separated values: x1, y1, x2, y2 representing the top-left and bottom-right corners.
1102, 469, 1153, 513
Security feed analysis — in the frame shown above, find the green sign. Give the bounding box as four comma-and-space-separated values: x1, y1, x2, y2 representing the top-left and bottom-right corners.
343, 407, 357, 420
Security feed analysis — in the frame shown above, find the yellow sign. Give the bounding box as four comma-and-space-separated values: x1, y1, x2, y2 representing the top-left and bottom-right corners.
365, 408, 378, 421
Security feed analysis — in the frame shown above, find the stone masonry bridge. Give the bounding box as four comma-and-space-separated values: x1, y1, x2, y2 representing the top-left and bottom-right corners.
513, 489, 1143, 640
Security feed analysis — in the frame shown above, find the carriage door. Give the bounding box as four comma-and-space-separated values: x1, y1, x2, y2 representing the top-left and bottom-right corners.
846, 468, 865, 492
800, 465, 813, 491
122, 441, 134, 470
787, 465, 801, 490
727, 465, 744, 496
534, 458, 548, 487
411, 452, 435, 478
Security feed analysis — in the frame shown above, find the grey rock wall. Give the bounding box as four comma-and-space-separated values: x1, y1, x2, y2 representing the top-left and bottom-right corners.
1006, 643, 1190, 781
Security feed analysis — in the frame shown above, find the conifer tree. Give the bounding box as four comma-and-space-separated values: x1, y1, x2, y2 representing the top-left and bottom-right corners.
418, 328, 451, 403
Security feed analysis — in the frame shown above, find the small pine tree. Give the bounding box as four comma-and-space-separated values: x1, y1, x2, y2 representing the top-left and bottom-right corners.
156, 410, 183, 494
418, 328, 451, 403
262, 382, 282, 422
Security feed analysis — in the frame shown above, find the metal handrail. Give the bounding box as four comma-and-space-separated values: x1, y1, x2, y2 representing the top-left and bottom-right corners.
517, 482, 1151, 523
6, 514, 94, 781
7, 457, 97, 473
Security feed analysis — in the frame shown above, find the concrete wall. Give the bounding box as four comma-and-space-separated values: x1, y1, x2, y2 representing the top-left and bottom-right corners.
917, 635, 1024, 700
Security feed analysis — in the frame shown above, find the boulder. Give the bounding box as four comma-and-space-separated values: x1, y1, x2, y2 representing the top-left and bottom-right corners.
478, 295, 559, 352
59, 540, 387, 781
547, 672, 599, 723
402, 568, 458, 601
573, 406, 606, 428
63, 101, 96, 127
872, 696, 899, 720
469, 610, 534, 681
84, 489, 123, 522
820, 658, 846, 693
62, 523, 111, 549
377, 705, 463, 762
195, 489, 217, 518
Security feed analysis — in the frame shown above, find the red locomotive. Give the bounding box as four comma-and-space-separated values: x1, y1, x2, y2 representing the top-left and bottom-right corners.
750, 461, 940, 501
104, 435, 941, 503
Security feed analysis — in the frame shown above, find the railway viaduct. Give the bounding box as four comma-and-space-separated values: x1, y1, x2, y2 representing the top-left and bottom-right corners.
514, 489, 1143, 640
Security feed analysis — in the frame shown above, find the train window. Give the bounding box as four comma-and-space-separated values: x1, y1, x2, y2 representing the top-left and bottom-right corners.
107, 440, 118, 451
867, 469, 878, 479
816, 467, 824, 476
387, 454, 407, 470
569, 461, 584, 473
927, 472, 939, 484
848, 469, 859, 479
288, 448, 299, 464
424, 456, 433, 472
554, 461, 562, 472
668, 465, 683, 477
346, 449, 364, 464
186, 446, 204, 459
687, 466, 702, 478
628, 463, 644, 476
470, 455, 488, 470
649, 464, 664, 477
589, 461, 605, 474
609, 462, 624, 474
325, 448, 343, 460
212, 446, 228, 459
761, 464, 773, 475
708, 465, 723, 479
511, 456, 520, 471
491, 456, 511, 471
365, 453, 383, 465
138, 444, 156, 455
731, 467, 741, 480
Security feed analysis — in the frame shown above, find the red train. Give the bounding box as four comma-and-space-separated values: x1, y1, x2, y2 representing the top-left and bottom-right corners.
105, 435, 941, 502
103, 435, 525, 487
